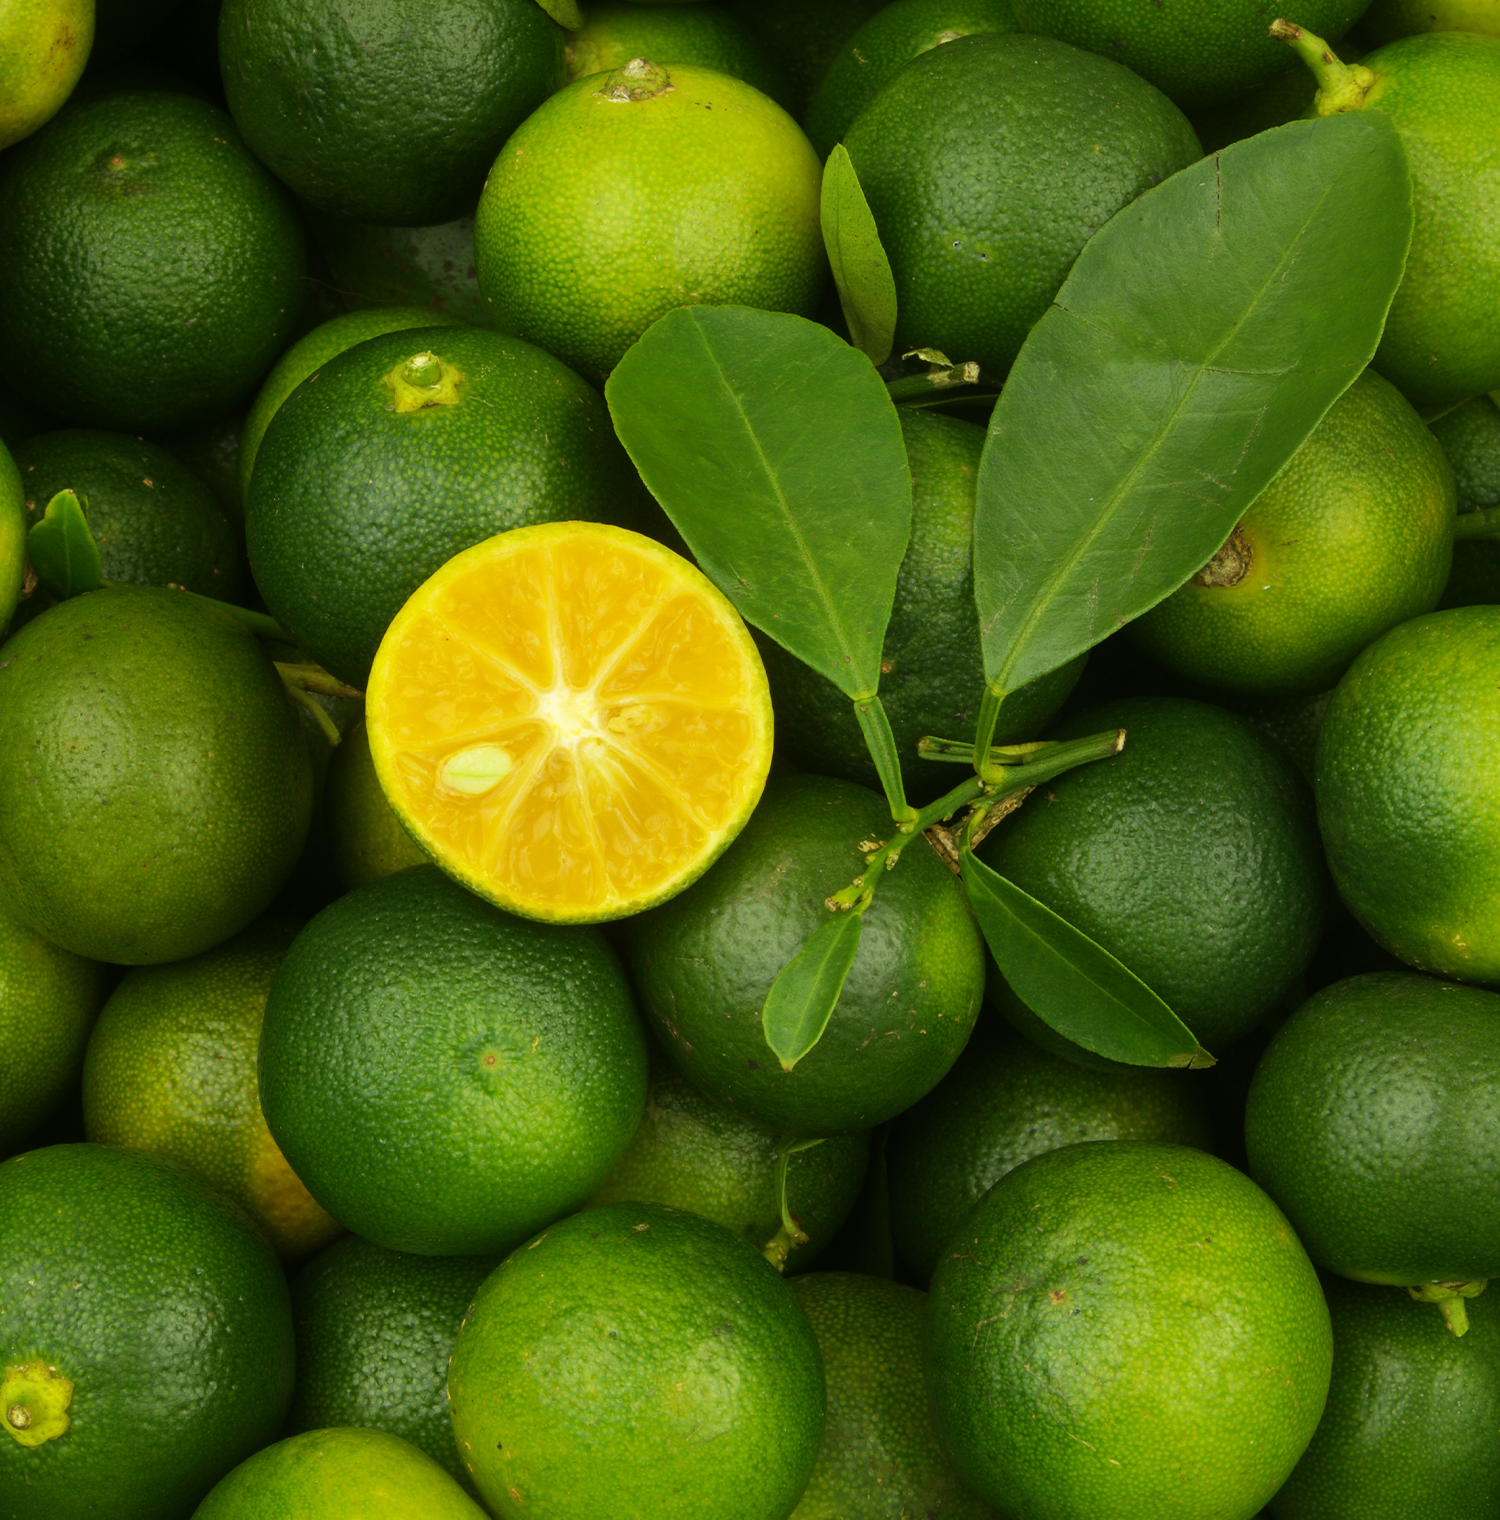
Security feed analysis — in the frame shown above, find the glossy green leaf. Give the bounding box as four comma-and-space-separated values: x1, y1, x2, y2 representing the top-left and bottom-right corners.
960, 849, 1214, 1069
974, 111, 1412, 696
27, 490, 100, 600
607, 305, 912, 699
821, 146, 898, 366
762, 909, 864, 1071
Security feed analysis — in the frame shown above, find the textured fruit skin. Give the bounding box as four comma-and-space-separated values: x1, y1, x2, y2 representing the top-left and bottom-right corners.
308, 213, 491, 329
0, 1143, 295, 1520
81, 919, 342, 1263
238, 306, 467, 500
788, 1273, 993, 1520
926, 1140, 1333, 1520
287, 1236, 499, 1492
474, 61, 826, 383
978, 697, 1328, 1050
1359, 0, 1500, 42
843, 32, 1201, 378
0, 0, 91, 151
1011, 0, 1370, 109
16, 427, 245, 604
1269, 1275, 1500, 1520
193, 1428, 490, 1519
447, 1201, 826, 1520
803, 0, 1018, 160
590, 1055, 870, 1270
1130, 370, 1455, 695
887, 1017, 1213, 1284
0, 586, 314, 965
1432, 393, 1500, 609
0, 90, 306, 432
626, 772, 986, 1137
762, 408, 1084, 805
1245, 971, 1500, 1286
566, 2, 792, 106
0, 902, 106, 1156
245, 325, 645, 687
219, 0, 565, 225
259, 865, 648, 1256
1353, 32, 1500, 406
1315, 605, 1500, 980
325, 717, 428, 891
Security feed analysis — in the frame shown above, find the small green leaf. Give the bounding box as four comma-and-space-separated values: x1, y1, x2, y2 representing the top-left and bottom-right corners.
959, 849, 1213, 1069
531, 0, 582, 28
762, 910, 864, 1071
26, 490, 101, 600
606, 305, 912, 700
821, 145, 898, 366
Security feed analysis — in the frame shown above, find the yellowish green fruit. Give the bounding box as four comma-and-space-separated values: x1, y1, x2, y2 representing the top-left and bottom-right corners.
0, 0, 93, 150
474, 58, 825, 383
325, 717, 427, 891
82, 919, 344, 1262
447, 1202, 826, 1519
1358, 0, 1500, 45
0, 900, 106, 1157
0, 437, 23, 634
788, 1273, 993, 1519
193, 1428, 490, 1519
1315, 605, 1500, 980
1129, 369, 1456, 695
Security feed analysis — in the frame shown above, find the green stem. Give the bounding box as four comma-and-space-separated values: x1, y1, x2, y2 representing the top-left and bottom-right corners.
971, 685, 1006, 783
854, 695, 918, 826
1269, 19, 1377, 113
1454, 506, 1500, 541
760, 1140, 819, 1272
1408, 1279, 1488, 1337
922, 728, 1125, 789
274, 662, 365, 701
919, 735, 1046, 765
281, 682, 343, 748
827, 774, 987, 909
885, 362, 982, 400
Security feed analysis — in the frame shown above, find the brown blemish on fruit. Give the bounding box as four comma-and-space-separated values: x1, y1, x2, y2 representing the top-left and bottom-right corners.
1193, 525, 1252, 588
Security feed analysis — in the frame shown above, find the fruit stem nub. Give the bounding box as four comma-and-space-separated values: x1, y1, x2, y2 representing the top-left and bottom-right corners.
1270, 19, 1377, 114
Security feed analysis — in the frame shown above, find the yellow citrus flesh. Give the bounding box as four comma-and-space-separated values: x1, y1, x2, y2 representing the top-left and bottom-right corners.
366, 522, 772, 922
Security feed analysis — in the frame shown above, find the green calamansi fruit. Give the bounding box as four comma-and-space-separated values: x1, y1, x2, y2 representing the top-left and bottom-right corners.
802, 0, 1018, 159
788, 1273, 993, 1519
625, 772, 986, 1137
245, 325, 648, 688
842, 31, 1201, 380
447, 1202, 826, 1519
258, 865, 648, 1256
0, 437, 23, 635
1269, 1274, 1500, 1519
887, 1016, 1214, 1284
0, 1143, 295, 1520
589, 1054, 870, 1270
1010, 0, 1370, 110
1128, 369, 1456, 695
219, 0, 565, 226
287, 1235, 500, 1494
325, 717, 428, 891
1245, 971, 1500, 1323
1432, 391, 1500, 609
1281, 26, 1500, 408
0, 0, 92, 151
0, 586, 314, 965
1315, 605, 1500, 981
0, 90, 307, 433
1357, 0, 1500, 46
926, 1140, 1333, 1520
193, 1428, 491, 1520
978, 697, 1328, 1051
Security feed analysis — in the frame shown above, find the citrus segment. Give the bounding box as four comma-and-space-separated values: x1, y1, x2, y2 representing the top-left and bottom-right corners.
367, 522, 772, 922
